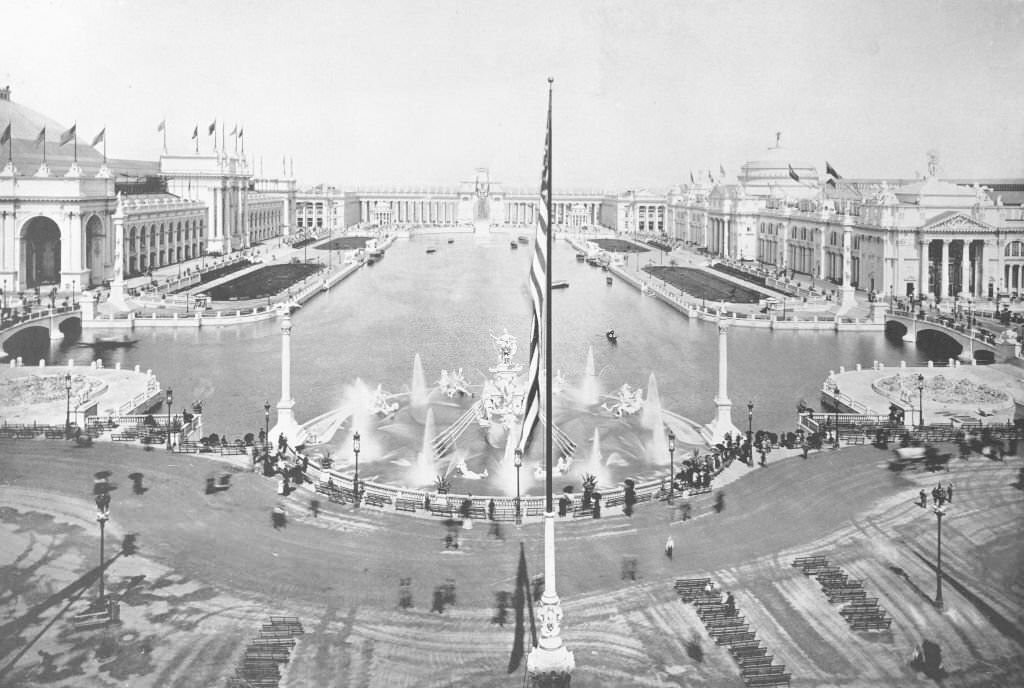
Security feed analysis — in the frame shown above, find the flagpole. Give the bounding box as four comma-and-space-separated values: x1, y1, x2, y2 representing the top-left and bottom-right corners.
102, 126, 107, 163
527, 76, 574, 687
162, 121, 167, 154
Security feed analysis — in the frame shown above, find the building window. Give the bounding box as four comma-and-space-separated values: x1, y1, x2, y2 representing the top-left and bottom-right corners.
1006, 241, 1024, 257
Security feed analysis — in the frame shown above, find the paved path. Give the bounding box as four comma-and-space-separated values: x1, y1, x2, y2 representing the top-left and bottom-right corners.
1, 439, 1021, 687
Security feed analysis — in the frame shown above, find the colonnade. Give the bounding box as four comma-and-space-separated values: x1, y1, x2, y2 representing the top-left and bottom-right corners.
360, 199, 458, 226
919, 238, 986, 299
504, 201, 537, 225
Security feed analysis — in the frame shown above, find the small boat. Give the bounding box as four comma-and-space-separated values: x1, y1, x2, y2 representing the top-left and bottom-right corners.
606, 276, 613, 285
366, 257, 377, 266
510, 241, 519, 249
369, 249, 385, 258
518, 236, 529, 244
90, 336, 138, 348
447, 239, 454, 244
606, 329, 618, 343
426, 247, 437, 254
552, 280, 569, 289
575, 253, 586, 261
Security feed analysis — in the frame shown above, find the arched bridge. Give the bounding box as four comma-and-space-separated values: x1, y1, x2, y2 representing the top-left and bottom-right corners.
0, 308, 82, 349
886, 310, 1016, 363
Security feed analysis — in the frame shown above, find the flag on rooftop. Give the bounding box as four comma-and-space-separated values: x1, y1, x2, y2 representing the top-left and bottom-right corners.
826, 178, 836, 188
0, 123, 10, 145
191, 125, 198, 139
91, 128, 105, 147
720, 163, 726, 177
689, 170, 694, 184
788, 164, 800, 182
517, 84, 552, 456
60, 124, 76, 146
34, 126, 45, 148
208, 120, 216, 136
157, 119, 166, 132
826, 161, 842, 180
229, 124, 237, 137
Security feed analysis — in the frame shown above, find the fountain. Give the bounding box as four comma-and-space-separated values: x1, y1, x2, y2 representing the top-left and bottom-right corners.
476, 329, 527, 448
301, 338, 709, 495
577, 345, 601, 406
407, 407, 438, 487
409, 353, 429, 421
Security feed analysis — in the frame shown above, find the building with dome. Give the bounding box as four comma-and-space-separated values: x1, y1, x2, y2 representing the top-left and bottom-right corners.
667, 142, 1024, 305
0, 86, 295, 298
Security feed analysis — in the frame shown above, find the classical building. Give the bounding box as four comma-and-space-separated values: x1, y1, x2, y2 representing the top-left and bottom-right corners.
667, 143, 1024, 302
0, 87, 294, 293
301, 169, 613, 232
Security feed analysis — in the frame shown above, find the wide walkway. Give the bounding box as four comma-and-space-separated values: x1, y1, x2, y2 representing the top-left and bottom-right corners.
1, 438, 1021, 686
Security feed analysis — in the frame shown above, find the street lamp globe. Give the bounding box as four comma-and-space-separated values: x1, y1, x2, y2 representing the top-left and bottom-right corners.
352, 431, 361, 506
666, 428, 676, 504
64, 372, 73, 437
916, 373, 926, 427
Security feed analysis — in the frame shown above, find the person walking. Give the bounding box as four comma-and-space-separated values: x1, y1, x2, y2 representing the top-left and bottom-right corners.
946, 483, 953, 503
664, 535, 675, 560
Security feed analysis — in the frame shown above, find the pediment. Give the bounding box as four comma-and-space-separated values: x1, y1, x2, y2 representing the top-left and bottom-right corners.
922, 211, 992, 233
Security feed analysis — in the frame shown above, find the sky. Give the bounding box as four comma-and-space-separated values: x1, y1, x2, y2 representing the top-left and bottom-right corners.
2, 0, 1023, 190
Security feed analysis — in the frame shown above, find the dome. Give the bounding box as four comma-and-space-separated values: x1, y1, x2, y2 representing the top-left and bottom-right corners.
0, 86, 106, 175
737, 142, 820, 199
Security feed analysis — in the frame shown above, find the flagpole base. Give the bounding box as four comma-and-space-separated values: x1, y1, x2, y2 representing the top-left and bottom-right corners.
527, 644, 575, 687
64, 162, 83, 178
0, 161, 17, 177
34, 163, 51, 178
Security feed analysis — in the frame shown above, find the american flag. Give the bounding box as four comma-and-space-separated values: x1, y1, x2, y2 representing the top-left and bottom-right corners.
517, 84, 552, 456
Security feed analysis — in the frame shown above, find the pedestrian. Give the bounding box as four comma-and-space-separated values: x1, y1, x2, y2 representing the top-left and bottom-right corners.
681, 502, 692, 521
310, 498, 320, 518
431, 587, 445, 614
725, 592, 735, 615
714, 492, 725, 514
919, 489, 927, 507
946, 483, 953, 503
664, 535, 674, 560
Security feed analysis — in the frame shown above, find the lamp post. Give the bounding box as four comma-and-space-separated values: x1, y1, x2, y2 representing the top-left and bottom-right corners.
666, 429, 675, 504
352, 431, 361, 507
64, 372, 73, 438
95, 490, 110, 602
72, 279, 77, 308
833, 398, 840, 449
746, 400, 754, 441
165, 388, 173, 450
933, 503, 945, 610
514, 448, 523, 525
917, 373, 925, 428
264, 400, 270, 453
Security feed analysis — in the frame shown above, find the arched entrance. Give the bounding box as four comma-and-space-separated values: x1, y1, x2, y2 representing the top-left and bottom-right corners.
21, 216, 61, 288
85, 215, 106, 287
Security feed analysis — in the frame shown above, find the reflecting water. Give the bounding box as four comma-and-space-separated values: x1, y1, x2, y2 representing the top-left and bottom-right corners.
4, 234, 954, 468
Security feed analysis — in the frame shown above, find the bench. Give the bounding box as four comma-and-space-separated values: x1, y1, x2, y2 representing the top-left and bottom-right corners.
257, 630, 298, 641
819, 576, 860, 589
743, 672, 791, 687
428, 503, 454, 517
850, 616, 892, 631
395, 499, 420, 513
714, 630, 756, 646
840, 599, 879, 612
44, 427, 66, 439
269, 615, 302, 625
731, 646, 768, 660
244, 648, 291, 661
827, 588, 867, 603
791, 555, 828, 569
705, 615, 745, 629
253, 635, 297, 646
743, 665, 787, 678
363, 493, 392, 508
738, 655, 774, 668
700, 610, 741, 623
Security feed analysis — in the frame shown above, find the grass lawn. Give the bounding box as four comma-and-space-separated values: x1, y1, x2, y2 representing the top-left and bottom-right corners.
592, 238, 650, 253
317, 237, 371, 251
202, 263, 323, 300
644, 265, 764, 304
